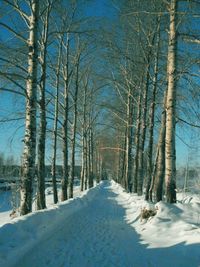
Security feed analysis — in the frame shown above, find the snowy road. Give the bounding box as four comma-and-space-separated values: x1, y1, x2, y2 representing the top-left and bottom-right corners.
15, 182, 146, 267
2, 181, 200, 267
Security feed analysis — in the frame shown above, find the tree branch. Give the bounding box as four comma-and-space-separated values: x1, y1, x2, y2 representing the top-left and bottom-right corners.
4, 0, 30, 25
178, 117, 200, 128
0, 87, 25, 97
0, 22, 28, 44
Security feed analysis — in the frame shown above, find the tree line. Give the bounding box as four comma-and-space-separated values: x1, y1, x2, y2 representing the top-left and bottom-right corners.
0, 0, 105, 215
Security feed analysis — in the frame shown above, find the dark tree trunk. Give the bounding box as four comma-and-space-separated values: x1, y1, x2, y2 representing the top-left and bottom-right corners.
69, 54, 80, 198
51, 40, 62, 204
145, 17, 161, 201
125, 88, 134, 192
154, 91, 167, 202
88, 128, 94, 188
37, 1, 52, 210
61, 34, 70, 201
133, 92, 142, 193
137, 56, 151, 196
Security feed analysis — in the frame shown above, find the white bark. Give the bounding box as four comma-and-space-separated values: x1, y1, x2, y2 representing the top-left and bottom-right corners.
20, 0, 39, 215
165, 0, 177, 203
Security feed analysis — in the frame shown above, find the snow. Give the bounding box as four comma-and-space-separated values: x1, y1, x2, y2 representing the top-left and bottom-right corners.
0, 185, 82, 226
0, 180, 200, 267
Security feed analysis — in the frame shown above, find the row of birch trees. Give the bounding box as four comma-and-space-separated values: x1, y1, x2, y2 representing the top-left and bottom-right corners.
0, 0, 104, 215
99, 0, 200, 203
0, 0, 200, 216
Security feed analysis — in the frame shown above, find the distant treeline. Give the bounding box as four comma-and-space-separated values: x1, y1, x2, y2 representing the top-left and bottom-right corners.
0, 165, 81, 181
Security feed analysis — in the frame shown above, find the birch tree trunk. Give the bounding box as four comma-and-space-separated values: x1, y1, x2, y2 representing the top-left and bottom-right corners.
154, 92, 167, 202
88, 128, 94, 188
149, 147, 159, 202
51, 40, 62, 204
87, 132, 91, 185
124, 88, 134, 192
91, 130, 95, 186
80, 81, 87, 191
145, 17, 160, 201
88, 131, 92, 188
37, 1, 52, 210
80, 128, 85, 191
69, 54, 80, 199
20, 0, 39, 215
165, 0, 177, 203
116, 142, 121, 184
133, 92, 142, 193
95, 143, 100, 184
137, 57, 151, 196
84, 138, 88, 190
88, 92, 95, 189
121, 126, 127, 188
61, 35, 70, 201
149, 90, 167, 202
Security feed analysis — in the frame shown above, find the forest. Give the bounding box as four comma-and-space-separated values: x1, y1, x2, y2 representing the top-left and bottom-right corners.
0, 0, 200, 218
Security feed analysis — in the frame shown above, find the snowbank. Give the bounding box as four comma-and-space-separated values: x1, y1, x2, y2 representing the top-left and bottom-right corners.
0, 184, 101, 267
111, 180, 200, 248
0, 185, 83, 226
0, 180, 199, 267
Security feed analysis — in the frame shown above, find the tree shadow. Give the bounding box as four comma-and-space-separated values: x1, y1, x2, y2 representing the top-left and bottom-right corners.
100, 181, 200, 267
1, 181, 199, 267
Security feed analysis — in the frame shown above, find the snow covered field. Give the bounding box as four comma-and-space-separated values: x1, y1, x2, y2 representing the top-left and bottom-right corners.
0, 180, 200, 267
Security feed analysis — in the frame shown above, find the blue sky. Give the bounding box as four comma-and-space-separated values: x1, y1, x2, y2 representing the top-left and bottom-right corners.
0, 0, 199, 168
85, 0, 116, 17
0, 93, 24, 161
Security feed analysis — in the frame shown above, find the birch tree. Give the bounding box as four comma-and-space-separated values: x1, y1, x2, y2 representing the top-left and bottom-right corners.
153, 91, 167, 202
133, 92, 142, 193
69, 50, 80, 199
124, 86, 134, 192
37, 0, 53, 210
165, 0, 177, 203
61, 34, 70, 201
80, 73, 89, 191
20, 0, 40, 215
145, 16, 161, 201
51, 38, 62, 204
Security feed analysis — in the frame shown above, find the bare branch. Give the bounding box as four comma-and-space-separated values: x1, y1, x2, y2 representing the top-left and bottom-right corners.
178, 117, 200, 128
0, 22, 28, 43
0, 57, 28, 73
0, 87, 25, 97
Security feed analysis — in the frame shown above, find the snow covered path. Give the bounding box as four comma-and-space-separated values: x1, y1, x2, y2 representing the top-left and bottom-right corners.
16, 181, 146, 267
1, 181, 200, 267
